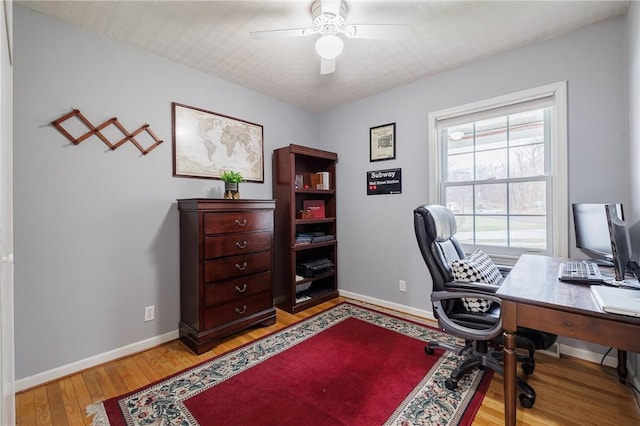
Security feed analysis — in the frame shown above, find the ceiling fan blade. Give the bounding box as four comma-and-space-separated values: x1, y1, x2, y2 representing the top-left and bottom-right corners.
320, 57, 336, 75
344, 24, 411, 40
250, 28, 313, 40
320, 0, 342, 16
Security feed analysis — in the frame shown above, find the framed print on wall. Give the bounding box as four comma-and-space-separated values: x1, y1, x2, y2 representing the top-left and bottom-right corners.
370, 122, 396, 162
172, 102, 264, 182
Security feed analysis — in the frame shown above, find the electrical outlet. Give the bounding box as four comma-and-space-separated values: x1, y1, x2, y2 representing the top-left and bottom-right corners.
399, 280, 407, 292
144, 305, 155, 322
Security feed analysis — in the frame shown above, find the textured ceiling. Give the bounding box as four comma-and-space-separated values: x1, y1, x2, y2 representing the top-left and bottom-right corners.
19, 0, 629, 113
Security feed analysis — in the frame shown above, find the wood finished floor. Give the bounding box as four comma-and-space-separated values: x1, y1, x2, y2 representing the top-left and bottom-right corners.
16, 297, 640, 425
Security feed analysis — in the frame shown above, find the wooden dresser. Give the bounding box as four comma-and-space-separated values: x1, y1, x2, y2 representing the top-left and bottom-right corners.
177, 199, 276, 354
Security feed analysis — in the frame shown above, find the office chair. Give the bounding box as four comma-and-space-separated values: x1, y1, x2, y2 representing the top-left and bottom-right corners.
413, 204, 557, 408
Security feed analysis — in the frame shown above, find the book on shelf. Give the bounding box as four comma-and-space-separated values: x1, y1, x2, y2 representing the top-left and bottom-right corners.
302, 200, 325, 218
309, 174, 323, 189
302, 172, 329, 190
316, 171, 330, 190
312, 234, 335, 242
295, 233, 313, 244
294, 232, 334, 245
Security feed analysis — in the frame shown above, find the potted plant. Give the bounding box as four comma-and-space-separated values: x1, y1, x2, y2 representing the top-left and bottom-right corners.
220, 170, 244, 199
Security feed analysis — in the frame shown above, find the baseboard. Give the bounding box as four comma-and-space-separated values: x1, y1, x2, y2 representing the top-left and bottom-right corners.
339, 290, 626, 369
15, 330, 179, 392
538, 342, 560, 358
558, 343, 618, 367
339, 290, 435, 321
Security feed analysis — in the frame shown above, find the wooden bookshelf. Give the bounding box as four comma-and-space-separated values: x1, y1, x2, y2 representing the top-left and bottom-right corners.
272, 144, 339, 313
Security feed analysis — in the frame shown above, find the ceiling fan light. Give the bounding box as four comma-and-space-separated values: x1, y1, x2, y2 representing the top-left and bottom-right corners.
450, 131, 465, 141
315, 34, 344, 59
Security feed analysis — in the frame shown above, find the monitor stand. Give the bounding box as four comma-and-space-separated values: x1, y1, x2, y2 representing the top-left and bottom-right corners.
626, 260, 640, 281
589, 258, 614, 267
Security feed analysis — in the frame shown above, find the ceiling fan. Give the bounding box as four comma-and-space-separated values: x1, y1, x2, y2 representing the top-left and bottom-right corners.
250, 0, 410, 75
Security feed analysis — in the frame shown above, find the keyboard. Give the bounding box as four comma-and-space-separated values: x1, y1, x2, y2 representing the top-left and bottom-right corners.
558, 261, 605, 284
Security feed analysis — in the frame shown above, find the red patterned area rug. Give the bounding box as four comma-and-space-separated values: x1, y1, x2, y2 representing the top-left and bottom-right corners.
88, 302, 492, 425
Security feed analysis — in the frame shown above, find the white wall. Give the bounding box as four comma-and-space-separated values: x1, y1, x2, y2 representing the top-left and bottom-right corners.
318, 17, 628, 353
12, 6, 317, 381
626, 0, 640, 389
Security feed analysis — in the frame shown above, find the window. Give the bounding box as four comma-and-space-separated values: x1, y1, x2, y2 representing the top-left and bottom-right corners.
428, 82, 568, 263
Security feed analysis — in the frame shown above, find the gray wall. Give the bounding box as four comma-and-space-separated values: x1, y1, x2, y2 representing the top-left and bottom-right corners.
626, 0, 640, 388
13, 6, 316, 380
318, 15, 628, 312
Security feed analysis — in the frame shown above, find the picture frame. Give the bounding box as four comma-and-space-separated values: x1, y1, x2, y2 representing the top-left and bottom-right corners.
370, 122, 396, 162
172, 102, 264, 182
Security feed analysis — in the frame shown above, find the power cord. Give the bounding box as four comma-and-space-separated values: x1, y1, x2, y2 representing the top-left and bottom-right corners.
599, 348, 640, 395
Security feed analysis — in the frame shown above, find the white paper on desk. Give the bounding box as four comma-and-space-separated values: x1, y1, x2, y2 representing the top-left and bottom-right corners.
591, 285, 640, 317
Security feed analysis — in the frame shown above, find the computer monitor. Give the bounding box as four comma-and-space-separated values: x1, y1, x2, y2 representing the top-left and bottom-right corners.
605, 203, 632, 281
573, 203, 624, 265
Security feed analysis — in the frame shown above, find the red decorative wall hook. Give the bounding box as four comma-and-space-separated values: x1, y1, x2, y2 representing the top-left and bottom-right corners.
51, 109, 163, 155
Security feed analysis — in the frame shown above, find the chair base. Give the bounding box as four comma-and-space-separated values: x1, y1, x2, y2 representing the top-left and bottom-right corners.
426, 340, 536, 408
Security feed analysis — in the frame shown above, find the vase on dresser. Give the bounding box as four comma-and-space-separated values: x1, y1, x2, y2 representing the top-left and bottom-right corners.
224, 182, 240, 199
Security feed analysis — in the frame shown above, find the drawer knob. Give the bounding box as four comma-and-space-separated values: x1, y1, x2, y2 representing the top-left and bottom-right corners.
235, 219, 248, 227
235, 262, 248, 271
235, 305, 247, 315
235, 283, 248, 293
235, 240, 248, 249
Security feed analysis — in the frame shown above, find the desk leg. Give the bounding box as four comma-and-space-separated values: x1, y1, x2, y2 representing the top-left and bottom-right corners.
504, 329, 517, 426
502, 301, 517, 426
617, 350, 628, 384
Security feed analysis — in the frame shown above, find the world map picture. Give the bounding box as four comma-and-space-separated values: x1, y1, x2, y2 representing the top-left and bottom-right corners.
173, 103, 264, 182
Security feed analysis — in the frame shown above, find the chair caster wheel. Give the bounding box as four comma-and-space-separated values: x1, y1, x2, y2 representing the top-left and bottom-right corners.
425, 346, 434, 355
519, 393, 535, 408
522, 359, 535, 375
445, 379, 458, 391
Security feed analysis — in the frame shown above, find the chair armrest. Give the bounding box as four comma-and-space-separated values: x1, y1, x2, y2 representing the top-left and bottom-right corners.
497, 265, 513, 277
432, 290, 502, 305
431, 291, 503, 341
445, 280, 501, 294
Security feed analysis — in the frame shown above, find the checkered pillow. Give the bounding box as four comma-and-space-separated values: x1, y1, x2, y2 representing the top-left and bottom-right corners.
451, 250, 503, 313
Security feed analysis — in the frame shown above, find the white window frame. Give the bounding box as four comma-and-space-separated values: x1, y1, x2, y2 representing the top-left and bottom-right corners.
427, 82, 568, 264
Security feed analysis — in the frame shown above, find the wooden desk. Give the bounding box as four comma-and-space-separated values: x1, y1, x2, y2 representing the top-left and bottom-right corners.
497, 254, 640, 426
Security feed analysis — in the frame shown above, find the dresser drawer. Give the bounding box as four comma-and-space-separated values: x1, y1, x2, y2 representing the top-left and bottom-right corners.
204, 231, 272, 259
204, 251, 272, 282
204, 271, 272, 307
204, 292, 273, 330
204, 211, 273, 235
